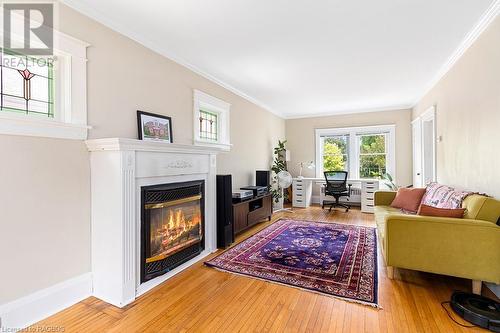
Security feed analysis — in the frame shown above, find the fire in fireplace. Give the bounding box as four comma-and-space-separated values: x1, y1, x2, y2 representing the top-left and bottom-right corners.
141, 180, 205, 283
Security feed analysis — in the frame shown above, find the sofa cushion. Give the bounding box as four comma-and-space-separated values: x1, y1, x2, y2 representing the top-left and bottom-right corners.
374, 206, 402, 224
374, 206, 406, 235
374, 205, 404, 259
417, 204, 465, 218
463, 195, 500, 223
390, 188, 426, 213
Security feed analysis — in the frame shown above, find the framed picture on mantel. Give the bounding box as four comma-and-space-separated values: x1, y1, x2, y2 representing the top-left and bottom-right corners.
137, 110, 173, 143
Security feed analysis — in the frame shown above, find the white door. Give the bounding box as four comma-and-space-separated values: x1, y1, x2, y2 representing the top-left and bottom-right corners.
412, 119, 423, 187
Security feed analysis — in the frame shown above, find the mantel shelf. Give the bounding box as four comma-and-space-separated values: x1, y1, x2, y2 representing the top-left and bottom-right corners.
85, 138, 229, 154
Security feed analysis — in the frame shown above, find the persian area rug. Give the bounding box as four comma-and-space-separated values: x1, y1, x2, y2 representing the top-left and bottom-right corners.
205, 218, 379, 308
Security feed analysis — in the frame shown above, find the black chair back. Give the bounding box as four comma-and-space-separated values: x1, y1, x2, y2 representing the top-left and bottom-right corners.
324, 171, 348, 193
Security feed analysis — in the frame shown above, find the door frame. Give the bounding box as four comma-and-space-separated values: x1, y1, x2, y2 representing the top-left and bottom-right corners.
412, 106, 436, 187
411, 118, 423, 187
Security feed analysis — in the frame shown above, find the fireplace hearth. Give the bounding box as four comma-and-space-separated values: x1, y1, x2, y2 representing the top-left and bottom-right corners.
141, 180, 205, 283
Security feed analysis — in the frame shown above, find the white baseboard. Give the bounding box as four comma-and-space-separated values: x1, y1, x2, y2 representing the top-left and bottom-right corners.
0, 273, 92, 331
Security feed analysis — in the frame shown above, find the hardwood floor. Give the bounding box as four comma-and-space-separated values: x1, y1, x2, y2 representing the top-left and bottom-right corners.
34, 206, 488, 332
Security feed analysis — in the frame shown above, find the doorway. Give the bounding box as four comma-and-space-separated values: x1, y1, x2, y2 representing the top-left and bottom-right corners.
412, 106, 436, 187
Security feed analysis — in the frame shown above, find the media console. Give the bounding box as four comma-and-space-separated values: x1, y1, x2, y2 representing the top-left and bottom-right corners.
232, 193, 272, 234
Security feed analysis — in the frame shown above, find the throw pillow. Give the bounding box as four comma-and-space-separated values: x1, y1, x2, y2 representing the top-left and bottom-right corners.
418, 204, 466, 218
390, 188, 426, 213
421, 182, 472, 209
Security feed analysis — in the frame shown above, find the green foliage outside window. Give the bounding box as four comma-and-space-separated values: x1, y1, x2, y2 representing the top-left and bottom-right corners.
322, 136, 348, 172
359, 134, 386, 178
322, 134, 388, 179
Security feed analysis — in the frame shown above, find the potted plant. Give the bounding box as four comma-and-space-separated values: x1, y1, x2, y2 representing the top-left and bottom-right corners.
382, 173, 398, 191
270, 140, 288, 210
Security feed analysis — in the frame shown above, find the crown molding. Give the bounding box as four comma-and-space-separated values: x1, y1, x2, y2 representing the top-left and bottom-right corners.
60, 0, 284, 119
284, 104, 413, 120
413, 0, 500, 107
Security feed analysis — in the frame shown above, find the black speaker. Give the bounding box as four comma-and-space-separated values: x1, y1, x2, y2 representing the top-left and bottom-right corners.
216, 175, 234, 248
256, 170, 270, 187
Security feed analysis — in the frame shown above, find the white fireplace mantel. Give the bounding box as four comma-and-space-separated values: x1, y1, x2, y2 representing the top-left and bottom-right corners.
86, 137, 228, 154
86, 138, 224, 307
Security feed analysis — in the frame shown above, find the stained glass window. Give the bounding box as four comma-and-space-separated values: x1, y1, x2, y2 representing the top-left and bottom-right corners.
199, 109, 218, 142
0, 49, 54, 117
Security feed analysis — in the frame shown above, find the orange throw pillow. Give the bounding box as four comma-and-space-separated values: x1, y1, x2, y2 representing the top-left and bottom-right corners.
390, 188, 426, 213
417, 204, 465, 218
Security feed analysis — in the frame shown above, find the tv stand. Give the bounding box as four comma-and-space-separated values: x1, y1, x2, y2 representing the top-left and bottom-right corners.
233, 193, 272, 234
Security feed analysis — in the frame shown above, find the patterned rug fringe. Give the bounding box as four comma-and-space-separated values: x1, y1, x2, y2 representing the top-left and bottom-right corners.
206, 264, 382, 309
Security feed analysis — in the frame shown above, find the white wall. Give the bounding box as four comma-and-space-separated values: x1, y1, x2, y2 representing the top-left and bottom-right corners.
413, 15, 500, 198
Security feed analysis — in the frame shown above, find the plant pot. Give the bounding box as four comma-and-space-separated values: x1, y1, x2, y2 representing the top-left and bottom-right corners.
273, 197, 284, 212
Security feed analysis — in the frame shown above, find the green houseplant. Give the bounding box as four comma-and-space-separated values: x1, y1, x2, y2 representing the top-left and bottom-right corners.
270, 140, 288, 203
382, 173, 398, 191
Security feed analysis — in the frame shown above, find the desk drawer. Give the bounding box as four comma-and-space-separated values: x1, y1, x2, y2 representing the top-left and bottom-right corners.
362, 203, 375, 213
362, 197, 374, 205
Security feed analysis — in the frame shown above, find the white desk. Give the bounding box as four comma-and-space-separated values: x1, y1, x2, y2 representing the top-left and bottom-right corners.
292, 178, 379, 213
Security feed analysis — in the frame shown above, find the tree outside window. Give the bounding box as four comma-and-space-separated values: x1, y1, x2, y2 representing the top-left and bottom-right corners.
359, 134, 386, 178
323, 135, 348, 172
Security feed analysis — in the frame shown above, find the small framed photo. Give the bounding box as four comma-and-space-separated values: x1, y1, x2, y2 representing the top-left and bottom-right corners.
137, 111, 173, 143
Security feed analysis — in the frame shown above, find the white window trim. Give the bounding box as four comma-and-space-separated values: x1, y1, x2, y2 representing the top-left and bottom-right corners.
193, 89, 231, 151
0, 14, 90, 140
315, 124, 396, 180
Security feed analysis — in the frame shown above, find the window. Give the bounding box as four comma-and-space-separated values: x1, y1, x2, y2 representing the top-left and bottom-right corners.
0, 49, 54, 117
359, 133, 387, 178
193, 90, 231, 150
0, 13, 89, 140
322, 134, 349, 172
315, 125, 395, 180
199, 109, 218, 142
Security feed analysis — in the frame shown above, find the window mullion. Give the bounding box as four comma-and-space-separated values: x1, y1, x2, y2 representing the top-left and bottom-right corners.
318, 136, 324, 176
349, 132, 358, 179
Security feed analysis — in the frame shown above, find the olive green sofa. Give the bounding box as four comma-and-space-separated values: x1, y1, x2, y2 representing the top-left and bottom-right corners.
374, 191, 500, 294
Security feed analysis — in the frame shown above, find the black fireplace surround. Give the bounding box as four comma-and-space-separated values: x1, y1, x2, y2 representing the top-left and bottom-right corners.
141, 180, 205, 283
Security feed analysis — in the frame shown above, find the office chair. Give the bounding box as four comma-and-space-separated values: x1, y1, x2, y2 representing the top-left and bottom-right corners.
322, 171, 352, 212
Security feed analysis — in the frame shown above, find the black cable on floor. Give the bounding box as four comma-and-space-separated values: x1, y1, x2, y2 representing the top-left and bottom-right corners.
441, 301, 476, 328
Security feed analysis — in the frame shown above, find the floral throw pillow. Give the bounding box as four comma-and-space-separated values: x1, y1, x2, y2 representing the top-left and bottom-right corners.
421, 182, 472, 209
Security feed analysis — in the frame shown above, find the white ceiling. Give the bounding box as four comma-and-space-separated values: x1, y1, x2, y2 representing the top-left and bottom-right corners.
63, 0, 497, 118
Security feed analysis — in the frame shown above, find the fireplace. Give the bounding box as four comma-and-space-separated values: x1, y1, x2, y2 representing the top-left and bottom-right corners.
140, 180, 205, 283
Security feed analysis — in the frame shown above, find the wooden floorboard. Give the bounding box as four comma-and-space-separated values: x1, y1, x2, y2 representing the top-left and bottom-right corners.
33, 206, 488, 332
